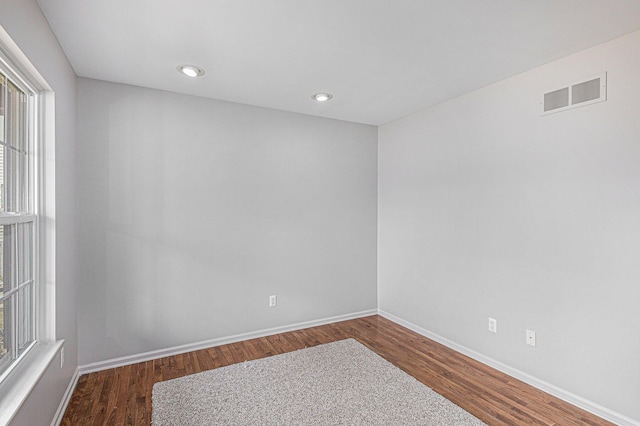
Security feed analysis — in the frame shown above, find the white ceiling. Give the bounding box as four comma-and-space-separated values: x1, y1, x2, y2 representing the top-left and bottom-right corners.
36, 0, 640, 125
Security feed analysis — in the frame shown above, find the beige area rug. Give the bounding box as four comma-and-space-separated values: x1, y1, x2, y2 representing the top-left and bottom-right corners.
152, 338, 486, 425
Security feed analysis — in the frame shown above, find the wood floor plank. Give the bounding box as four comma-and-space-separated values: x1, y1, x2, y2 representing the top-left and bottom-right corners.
114, 364, 133, 425
61, 315, 615, 426
202, 346, 222, 370
217, 344, 240, 365
102, 367, 122, 425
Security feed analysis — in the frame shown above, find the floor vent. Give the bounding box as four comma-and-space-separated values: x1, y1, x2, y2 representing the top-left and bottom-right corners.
542, 73, 606, 115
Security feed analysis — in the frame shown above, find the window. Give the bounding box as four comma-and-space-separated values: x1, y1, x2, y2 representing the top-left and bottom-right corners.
0, 67, 36, 380
0, 26, 58, 424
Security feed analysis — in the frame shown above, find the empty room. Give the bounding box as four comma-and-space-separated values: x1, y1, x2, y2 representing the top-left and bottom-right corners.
0, 0, 639, 425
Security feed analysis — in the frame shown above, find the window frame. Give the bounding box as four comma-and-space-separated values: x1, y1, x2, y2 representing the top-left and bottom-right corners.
0, 24, 59, 425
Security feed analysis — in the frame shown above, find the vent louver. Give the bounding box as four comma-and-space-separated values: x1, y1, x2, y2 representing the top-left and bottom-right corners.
542, 73, 606, 115
544, 88, 569, 112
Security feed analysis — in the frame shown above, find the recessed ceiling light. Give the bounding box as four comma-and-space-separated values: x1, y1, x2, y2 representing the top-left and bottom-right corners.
177, 65, 205, 78
312, 93, 333, 102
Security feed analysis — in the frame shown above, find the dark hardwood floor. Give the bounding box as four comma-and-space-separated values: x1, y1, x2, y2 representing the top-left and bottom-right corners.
61, 315, 614, 425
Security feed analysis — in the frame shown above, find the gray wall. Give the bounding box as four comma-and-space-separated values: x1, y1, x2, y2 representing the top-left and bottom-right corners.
77, 78, 378, 365
0, 0, 78, 424
378, 30, 640, 422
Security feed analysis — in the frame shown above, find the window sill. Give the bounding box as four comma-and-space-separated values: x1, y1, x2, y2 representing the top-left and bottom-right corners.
0, 340, 64, 425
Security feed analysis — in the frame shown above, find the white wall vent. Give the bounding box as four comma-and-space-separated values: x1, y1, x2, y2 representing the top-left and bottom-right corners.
542, 72, 606, 115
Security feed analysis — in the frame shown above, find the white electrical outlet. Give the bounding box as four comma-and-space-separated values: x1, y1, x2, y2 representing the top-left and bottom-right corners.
60, 347, 65, 368
488, 318, 497, 333
269, 295, 277, 307
526, 330, 536, 346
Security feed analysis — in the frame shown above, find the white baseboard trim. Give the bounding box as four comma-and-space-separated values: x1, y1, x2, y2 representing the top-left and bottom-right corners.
51, 367, 80, 426
78, 309, 378, 375
378, 309, 639, 426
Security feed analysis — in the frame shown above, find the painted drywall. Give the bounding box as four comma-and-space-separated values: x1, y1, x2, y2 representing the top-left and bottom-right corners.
379, 30, 640, 422
0, 0, 78, 425
77, 78, 378, 365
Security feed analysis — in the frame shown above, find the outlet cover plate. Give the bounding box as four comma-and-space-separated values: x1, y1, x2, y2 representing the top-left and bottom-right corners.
488, 318, 497, 333
526, 329, 536, 346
